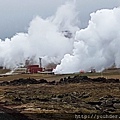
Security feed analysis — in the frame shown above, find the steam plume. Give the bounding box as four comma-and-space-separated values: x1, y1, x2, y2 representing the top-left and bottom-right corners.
54, 7, 120, 74
0, 1, 78, 69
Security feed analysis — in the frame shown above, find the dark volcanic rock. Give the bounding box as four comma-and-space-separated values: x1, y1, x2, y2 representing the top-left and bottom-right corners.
57, 75, 120, 85
113, 103, 120, 109
38, 79, 48, 84
107, 78, 119, 83
87, 101, 102, 106
92, 77, 106, 82
0, 75, 120, 86
9, 78, 39, 85
101, 100, 113, 107
0, 81, 9, 86
58, 75, 91, 84
0, 78, 47, 86
48, 80, 56, 85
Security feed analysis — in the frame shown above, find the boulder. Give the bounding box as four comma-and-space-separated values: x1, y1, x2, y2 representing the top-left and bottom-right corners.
101, 100, 113, 107
113, 103, 120, 109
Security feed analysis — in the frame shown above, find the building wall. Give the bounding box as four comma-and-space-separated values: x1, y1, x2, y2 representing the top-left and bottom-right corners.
27, 65, 42, 73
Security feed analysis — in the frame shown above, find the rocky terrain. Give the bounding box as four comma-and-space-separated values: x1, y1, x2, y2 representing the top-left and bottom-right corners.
0, 75, 119, 86
0, 75, 120, 120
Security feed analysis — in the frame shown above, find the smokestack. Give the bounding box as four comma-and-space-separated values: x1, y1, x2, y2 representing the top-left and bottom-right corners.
39, 58, 42, 68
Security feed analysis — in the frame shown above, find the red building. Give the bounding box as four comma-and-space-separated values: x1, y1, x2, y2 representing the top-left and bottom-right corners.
27, 65, 43, 74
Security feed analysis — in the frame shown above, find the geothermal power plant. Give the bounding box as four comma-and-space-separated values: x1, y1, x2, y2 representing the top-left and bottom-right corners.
0, 1, 120, 74
0, 58, 57, 76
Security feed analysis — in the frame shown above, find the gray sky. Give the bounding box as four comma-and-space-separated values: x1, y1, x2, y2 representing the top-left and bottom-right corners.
0, 0, 120, 39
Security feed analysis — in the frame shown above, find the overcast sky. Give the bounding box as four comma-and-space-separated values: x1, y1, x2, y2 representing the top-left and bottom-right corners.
0, 0, 120, 39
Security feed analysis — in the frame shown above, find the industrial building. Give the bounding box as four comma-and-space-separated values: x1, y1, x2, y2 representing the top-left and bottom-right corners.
9, 64, 54, 74
12, 57, 55, 74
27, 65, 43, 74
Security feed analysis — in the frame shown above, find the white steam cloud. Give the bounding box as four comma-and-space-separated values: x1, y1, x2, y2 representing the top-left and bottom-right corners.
0, 1, 79, 69
54, 7, 120, 74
